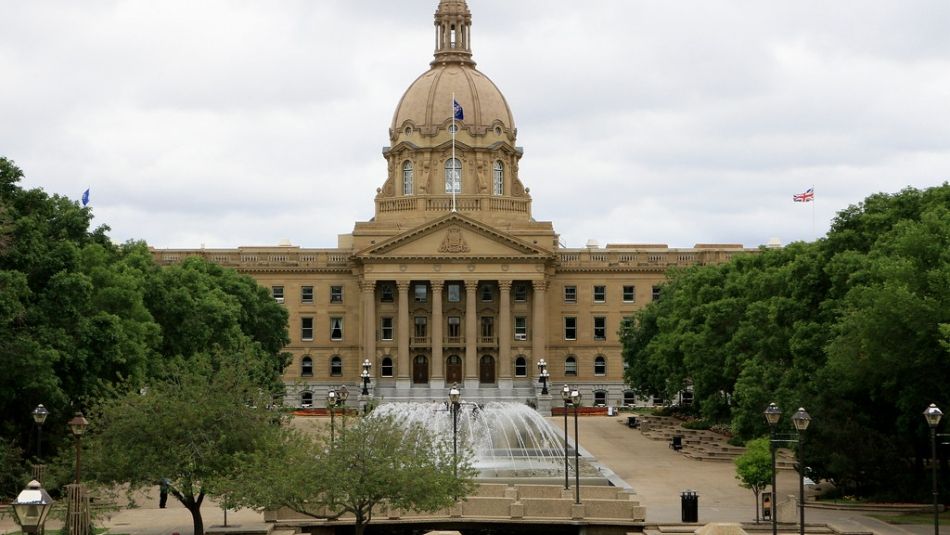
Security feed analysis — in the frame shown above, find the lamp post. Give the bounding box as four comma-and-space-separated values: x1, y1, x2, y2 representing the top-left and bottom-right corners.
327, 390, 337, 445
361, 359, 372, 396
792, 407, 811, 535
764, 402, 782, 535
561, 384, 571, 490
570, 388, 582, 505
449, 383, 461, 477
337, 385, 349, 436
68, 412, 89, 485
11, 480, 54, 534
32, 405, 49, 461
924, 403, 943, 535
537, 359, 549, 395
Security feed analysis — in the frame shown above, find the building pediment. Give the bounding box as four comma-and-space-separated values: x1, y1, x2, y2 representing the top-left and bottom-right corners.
354, 212, 553, 262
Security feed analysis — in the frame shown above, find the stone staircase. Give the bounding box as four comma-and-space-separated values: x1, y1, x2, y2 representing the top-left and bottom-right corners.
638, 415, 797, 469
372, 385, 538, 405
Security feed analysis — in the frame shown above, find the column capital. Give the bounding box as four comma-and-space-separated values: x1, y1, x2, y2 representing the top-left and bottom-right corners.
360, 279, 376, 292
532, 279, 548, 292
498, 280, 513, 291
396, 280, 411, 292
431, 282, 445, 294
464, 280, 480, 292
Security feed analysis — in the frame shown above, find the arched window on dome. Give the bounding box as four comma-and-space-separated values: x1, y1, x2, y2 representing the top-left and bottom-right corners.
492, 161, 504, 196
402, 161, 413, 196
445, 158, 461, 194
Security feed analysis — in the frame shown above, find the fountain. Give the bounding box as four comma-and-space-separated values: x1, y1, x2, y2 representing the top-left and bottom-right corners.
373, 401, 608, 484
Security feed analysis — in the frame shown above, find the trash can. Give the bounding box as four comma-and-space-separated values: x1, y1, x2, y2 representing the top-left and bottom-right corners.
627, 416, 639, 428
681, 490, 699, 522
670, 435, 683, 450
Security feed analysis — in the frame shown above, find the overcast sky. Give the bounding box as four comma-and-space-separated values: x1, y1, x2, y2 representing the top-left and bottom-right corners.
2, 1, 948, 250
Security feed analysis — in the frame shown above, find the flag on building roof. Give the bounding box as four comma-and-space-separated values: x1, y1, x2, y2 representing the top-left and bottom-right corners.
453, 99, 464, 121
793, 188, 814, 203
81, 188, 90, 206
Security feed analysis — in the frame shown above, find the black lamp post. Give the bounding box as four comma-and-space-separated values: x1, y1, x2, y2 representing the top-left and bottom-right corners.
561, 384, 571, 490
11, 480, 54, 534
537, 359, 549, 395
361, 359, 372, 396
68, 412, 89, 485
924, 403, 943, 535
570, 388, 582, 505
449, 383, 461, 477
327, 390, 338, 445
32, 405, 49, 461
764, 402, 782, 535
792, 407, 811, 535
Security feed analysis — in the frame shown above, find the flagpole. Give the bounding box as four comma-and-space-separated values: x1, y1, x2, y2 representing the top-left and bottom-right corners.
452, 92, 457, 213
811, 185, 816, 238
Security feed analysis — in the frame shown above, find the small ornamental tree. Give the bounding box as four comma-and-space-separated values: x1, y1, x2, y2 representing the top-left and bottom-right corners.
735, 437, 772, 522
230, 414, 476, 535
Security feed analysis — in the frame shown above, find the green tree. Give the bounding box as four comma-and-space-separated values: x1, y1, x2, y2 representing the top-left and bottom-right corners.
735, 437, 772, 522
230, 414, 476, 535
82, 368, 282, 535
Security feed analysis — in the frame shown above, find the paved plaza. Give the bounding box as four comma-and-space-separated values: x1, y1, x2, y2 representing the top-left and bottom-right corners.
1, 415, 944, 534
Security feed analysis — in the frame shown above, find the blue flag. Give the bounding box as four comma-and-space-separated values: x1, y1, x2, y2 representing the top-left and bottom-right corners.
453, 99, 464, 121
81, 188, 90, 206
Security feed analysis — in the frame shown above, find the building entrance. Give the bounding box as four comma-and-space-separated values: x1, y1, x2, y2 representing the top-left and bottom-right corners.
446, 355, 462, 384
413, 355, 428, 384
479, 355, 495, 384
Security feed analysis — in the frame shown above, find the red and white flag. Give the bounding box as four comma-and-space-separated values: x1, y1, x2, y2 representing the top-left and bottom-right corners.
793, 188, 814, 202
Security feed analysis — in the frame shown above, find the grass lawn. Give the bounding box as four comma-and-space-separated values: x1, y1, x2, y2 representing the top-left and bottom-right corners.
870, 510, 950, 525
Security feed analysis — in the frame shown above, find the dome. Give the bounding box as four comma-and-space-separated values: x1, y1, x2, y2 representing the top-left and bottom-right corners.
391, 64, 515, 135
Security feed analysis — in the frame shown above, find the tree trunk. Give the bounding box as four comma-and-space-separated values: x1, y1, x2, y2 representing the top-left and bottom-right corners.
753, 490, 760, 522
354, 511, 366, 535
187, 502, 204, 535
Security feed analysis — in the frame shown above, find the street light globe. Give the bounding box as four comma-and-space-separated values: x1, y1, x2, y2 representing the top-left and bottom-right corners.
32, 405, 49, 425
12, 480, 54, 534
326, 390, 337, 407
923, 403, 943, 428
449, 383, 461, 404
338, 385, 349, 403
537, 359, 547, 371
561, 384, 571, 402
570, 389, 581, 405
363, 359, 372, 370
792, 407, 811, 431
68, 412, 89, 436
763, 402, 782, 426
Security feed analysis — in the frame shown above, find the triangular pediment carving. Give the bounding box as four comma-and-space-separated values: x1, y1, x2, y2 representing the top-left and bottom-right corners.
354, 213, 552, 262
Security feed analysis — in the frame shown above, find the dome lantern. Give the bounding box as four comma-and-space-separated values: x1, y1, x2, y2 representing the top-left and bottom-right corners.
432, 0, 474, 67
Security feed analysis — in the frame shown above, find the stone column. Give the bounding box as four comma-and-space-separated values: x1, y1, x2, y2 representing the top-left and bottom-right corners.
532, 279, 547, 368
464, 280, 479, 389
498, 280, 513, 390
396, 281, 410, 390
431, 282, 444, 384
361, 280, 376, 373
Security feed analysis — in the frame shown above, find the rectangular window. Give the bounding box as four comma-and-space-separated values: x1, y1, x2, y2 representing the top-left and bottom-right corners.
623, 285, 635, 303
301, 285, 313, 304
330, 317, 343, 340
330, 285, 343, 303
272, 285, 284, 303
447, 316, 461, 338
380, 284, 394, 303
381, 317, 393, 341
414, 283, 427, 303
593, 285, 606, 303
480, 285, 493, 302
652, 285, 662, 301
514, 316, 527, 340
414, 316, 428, 340
480, 316, 494, 339
594, 316, 606, 341
513, 284, 528, 302
447, 283, 461, 302
563, 285, 576, 303
301, 317, 313, 341
564, 317, 577, 340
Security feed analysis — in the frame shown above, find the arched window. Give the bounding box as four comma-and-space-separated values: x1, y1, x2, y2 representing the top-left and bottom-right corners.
594, 390, 607, 406
381, 356, 394, 377
301, 391, 313, 408
402, 161, 413, 195
594, 355, 606, 376
514, 355, 527, 377
493, 160, 504, 195
330, 355, 342, 377
301, 356, 313, 377
623, 391, 637, 407
445, 158, 461, 193
565, 356, 577, 376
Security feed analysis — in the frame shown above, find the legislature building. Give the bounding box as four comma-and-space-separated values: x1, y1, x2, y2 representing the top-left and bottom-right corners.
155, 0, 752, 409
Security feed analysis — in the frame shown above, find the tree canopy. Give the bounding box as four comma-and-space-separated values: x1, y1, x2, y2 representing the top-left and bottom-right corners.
623, 184, 950, 498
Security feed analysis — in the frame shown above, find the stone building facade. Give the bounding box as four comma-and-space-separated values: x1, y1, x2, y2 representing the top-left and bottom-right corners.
154, 0, 752, 409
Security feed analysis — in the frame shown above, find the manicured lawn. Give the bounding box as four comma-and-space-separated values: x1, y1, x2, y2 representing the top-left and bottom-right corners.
870, 510, 950, 525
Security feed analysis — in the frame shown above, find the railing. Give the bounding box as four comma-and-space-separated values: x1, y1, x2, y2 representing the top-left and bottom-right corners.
556, 248, 749, 268
411, 336, 430, 346
444, 336, 463, 346
154, 249, 352, 269
375, 195, 530, 215
479, 335, 497, 346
